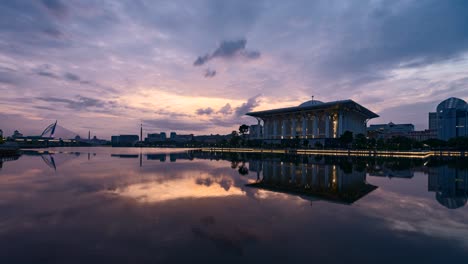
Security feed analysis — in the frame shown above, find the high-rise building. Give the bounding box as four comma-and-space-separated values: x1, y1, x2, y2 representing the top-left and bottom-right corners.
428, 112, 438, 130
431, 97, 468, 141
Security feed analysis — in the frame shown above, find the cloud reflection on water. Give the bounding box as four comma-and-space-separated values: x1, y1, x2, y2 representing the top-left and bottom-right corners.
0, 149, 467, 262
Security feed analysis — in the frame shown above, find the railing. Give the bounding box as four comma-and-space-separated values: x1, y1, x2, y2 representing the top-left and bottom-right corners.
200, 148, 466, 158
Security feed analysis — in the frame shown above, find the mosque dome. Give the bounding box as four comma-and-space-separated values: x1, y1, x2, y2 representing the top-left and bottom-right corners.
436, 192, 467, 209
436, 97, 467, 113
299, 99, 324, 107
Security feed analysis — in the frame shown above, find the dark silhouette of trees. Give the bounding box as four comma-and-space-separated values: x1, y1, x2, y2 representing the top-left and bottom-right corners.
238, 162, 249, 175
339, 130, 353, 148
353, 133, 368, 149
229, 131, 241, 147
448, 136, 468, 150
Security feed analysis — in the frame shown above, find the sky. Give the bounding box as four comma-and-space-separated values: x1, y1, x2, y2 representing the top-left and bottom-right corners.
0, 0, 468, 139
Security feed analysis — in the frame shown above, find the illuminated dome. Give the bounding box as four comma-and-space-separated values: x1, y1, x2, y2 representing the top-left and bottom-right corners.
299, 100, 324, 107
436, 97, 467, 112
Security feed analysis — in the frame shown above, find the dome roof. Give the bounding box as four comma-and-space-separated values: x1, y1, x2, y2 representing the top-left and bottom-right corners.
299, 100, 324, 107
436, 192, 467, 209
436, 97, 467, 112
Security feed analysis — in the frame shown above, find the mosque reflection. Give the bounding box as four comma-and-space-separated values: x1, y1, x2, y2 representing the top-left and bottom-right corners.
247, 158, 377, 204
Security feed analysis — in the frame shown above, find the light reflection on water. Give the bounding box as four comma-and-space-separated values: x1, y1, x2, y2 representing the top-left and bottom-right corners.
0, 147, 467, 263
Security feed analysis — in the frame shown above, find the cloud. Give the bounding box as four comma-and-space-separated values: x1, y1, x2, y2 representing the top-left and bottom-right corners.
194, 39, 260, 66
0, 70, 19, 84
196, 107, 214, 115
234, 94, 261, 116
35, 64, 60, 79
143, 118, 214, 132
204, 68, 216, 78
1, 0, 468, 137
36, 95, 106, 110
217, 103, 233, 115
40, 0, 68, 19
194, 55, 210, 66
64, 72, 80, 81
42, 27, 64, 38
307, 0, 468, 82
34, 66, 105, 87
37, 70, 60, 79
372, 100, 441, 130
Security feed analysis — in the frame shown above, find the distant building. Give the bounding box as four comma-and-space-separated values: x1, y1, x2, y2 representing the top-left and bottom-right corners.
368, 122, 414, 134
12, 130, 23, 138
428, 112, 438, 131
168, 132, 193, 142
193, 134, 228, 144
430, 97, 468, 141
174, 134, 193, 142
146, 132, 167, 143
407, 129, 437, 142
367, 122, 414, 139
111, 135, 139, 147
246, 99, 378, 145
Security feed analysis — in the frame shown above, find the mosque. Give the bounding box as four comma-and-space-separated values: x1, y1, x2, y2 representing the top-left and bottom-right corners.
246, 98, 379, 145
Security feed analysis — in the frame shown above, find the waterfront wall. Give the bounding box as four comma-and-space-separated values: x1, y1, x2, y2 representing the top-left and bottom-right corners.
200, 148, 466, 158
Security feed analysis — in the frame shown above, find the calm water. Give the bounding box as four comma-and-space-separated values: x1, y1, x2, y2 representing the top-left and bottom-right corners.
0, 147, 467, 263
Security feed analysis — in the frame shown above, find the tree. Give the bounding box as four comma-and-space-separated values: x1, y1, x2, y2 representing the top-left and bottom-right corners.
229, 131, 241, 147
238, 162, 249, 175
239, 124, 249, 136
353, 133, 368, 149
448, 136, 468, 150
314, 141, 323, 149
376, 138, 385, 149
238, 124, 249, 146
422, 138, 446, 149
339, 130, 353, 148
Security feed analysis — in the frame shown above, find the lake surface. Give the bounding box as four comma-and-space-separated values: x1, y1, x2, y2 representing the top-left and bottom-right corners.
0, 147, 467, 263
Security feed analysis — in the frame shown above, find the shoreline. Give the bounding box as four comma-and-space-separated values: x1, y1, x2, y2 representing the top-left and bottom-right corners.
2, 146, 466, 159
200, 147, 466, 158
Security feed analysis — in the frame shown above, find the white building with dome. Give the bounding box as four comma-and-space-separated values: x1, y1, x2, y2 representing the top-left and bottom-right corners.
246, 99, 379, 144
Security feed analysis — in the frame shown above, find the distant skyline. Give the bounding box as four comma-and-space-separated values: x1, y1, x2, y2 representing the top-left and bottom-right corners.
1, 0, 468, 138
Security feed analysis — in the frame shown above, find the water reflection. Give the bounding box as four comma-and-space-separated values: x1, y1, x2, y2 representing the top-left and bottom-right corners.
247, 159, 377, 204
428, 165, 468, 209
14, 150, 467, 209
0, 148, 468, 263
0, 155, 20, 170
